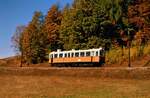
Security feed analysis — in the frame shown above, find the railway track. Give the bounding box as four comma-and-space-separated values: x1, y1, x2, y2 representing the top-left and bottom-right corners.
0, 67, 150, 79
0, 66, 150, 69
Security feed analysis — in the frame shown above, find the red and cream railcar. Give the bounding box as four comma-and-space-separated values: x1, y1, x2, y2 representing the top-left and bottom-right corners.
49, 48, 105, 67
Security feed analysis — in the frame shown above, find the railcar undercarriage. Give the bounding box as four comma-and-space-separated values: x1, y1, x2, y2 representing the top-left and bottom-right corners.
50, 62, 104, 67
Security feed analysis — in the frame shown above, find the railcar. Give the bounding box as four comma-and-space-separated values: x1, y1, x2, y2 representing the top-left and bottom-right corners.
49, 48, 105, 67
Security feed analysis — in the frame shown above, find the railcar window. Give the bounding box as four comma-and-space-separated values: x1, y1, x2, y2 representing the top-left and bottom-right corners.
75, 52, 79, 57
71, 53, 74, 57
91, 51, 94, 56
68, 53, 70, 57
86, 52, 90, 56
54, 54, 58, 58
80, 52, 84, 57
59, 53, 63, 58
65, 53, 67, 57
96, 51, 98, 56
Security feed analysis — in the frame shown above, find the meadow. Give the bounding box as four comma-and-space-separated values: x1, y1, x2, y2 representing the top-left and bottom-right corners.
0, 75, 150, 98
0, 67, 150, 98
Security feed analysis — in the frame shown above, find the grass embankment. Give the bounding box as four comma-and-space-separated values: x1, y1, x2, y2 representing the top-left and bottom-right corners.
0, 75, 150, 98
0, 67, 150, 79
106, 44, 150, 66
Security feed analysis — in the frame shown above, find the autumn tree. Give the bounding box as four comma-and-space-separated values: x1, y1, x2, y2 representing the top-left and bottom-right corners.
129, 0, 150, 56
11, 25, 26, 53
43, 5, 62, 52
11, 25, 26, 66
21, 11, 45, 64
129, 0, 150, 44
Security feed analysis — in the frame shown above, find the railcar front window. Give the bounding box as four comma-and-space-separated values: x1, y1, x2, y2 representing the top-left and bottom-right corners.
100, 50, 105, 56
50, 54, 53, 58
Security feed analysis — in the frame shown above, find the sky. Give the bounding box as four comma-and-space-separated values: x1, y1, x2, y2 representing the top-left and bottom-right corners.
0, 0, 73, 59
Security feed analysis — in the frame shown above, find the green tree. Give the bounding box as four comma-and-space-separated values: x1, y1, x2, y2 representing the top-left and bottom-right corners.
59, 5, 78, 50
60, 0, 119, 50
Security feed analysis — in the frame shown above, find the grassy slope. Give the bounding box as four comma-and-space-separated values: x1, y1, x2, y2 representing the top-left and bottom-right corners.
0, 56, 49, 67
0, 75, 149, 98
0, 56, 20, 67
105, 44, 150, 67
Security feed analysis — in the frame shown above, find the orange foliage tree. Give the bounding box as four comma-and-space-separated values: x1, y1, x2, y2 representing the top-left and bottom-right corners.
20, 11, 45, 64
43, 5, 62, 52
128, 0, 150, 44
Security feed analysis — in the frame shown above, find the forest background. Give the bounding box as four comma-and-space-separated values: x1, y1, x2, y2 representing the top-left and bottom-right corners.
12, 0, 150, 65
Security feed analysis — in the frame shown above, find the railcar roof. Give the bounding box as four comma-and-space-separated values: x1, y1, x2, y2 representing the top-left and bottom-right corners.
49, 48, 103, 54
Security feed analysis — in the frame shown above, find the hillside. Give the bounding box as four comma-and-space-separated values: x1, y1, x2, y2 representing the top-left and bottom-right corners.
0, 56, 50, 67
0, 56, 20, 67
105, 55, 150, 67
0, 54, 150, 67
